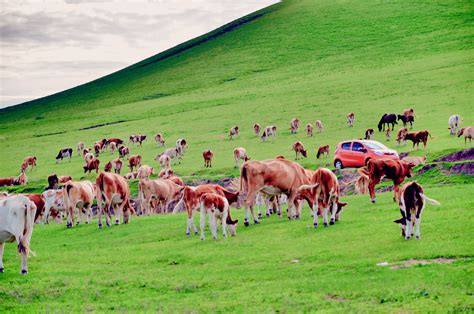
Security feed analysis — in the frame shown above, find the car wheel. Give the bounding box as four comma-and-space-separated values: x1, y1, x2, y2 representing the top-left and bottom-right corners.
334, 160, 343, 169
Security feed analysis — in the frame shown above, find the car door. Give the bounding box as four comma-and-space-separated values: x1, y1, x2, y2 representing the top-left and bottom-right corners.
351, 142, 366, 166
340, 142, 353, 166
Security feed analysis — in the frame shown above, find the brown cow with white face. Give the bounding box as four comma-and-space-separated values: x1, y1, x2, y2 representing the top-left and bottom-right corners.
199, 193, 238, 240
292, 141, 307, 160
290, 118, 300, 134
118, 146, 129, 158
233, 147, 249, 168
128, 155, 142, 172
396, 128, 408, 146
253, 123, 261, 136
96, 172, 134, 227
306, 123, 313, 137
240, 158, 311, 225
63, 180, 95, 227
138, 178, 184, 215
359, 158, 415, 203
202, 149, 214, 167
0, 173, 27, 187
229, 126, 239, 140
347, 112, 355, 127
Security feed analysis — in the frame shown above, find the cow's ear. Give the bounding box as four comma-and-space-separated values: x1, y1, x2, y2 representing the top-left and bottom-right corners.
393, 218, 405, 225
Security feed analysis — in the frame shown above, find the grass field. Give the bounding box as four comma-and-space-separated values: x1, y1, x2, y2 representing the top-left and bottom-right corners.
0, 0, 473, 311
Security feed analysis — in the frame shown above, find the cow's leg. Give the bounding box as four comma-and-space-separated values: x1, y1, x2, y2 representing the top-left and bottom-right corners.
244, 190, 257, 226
104, 202, 112, 227
405, 212, 412, 240
199, 205, 206, 240
221, 212, 227, 238
66, 206, 74, 228
97, 201, 103, 228
210, 213, 218, 240
369, 176, 380, 203
85, 205, 91, 224
249, 205, 259, 224
0, 242, 4, 273
323, 205, 330, 227
393, 184, 399, 202
330, 200, 337, 225
19, 242, 28, 275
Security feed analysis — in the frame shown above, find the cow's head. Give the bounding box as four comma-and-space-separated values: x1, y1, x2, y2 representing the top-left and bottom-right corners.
457, 128, 465, 137
227, 220, 238, 237
335, 201, 348, 220
393, 217, 406, 237
403, 162, 415, 178
301, 149, 307, 158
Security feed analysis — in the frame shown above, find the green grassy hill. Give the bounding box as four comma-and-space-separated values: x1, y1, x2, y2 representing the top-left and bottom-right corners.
0, 0, 473, 311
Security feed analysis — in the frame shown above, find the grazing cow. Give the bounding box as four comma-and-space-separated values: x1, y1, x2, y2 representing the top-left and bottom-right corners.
128, 155, 142, 172
448, 115, 461, 135
20, 161, 28, 173
261, 125, 277, 142
354, 172, 369, 194
118, 146, 129, 158
292, 141, 307, 160
137, 165, 154, 180
229, 126, 239, 140
316, 145, 330, 159
401, 156, 426, 166
203, 149, 214, 167
22, 156, 37, 171
124, 172, 138, 180
111, 158, 122, 174
95, 138, 108, 152
315, 120, 323, 133
109, 142, 117, 154
41, 189, 64, 224
176, 138, 188, 154
83, 148, 91, 156
84, 158, 100, 174
0, 173, 27, 187
359, 159, 415, 203
77, 142, 85, 156
107, 138, 124, 146
403, 108, 415, 118
306, 123, 313, 137
377, 113, 398, 131
347, 112, 355, 127
56, 148, 73, 163
364, 128, 374, 140
457, 126, 474, 145
84, 152, 94, 162
298, 168, 345, 227
385, 129, 391, 141
397, 115, 415, 129
63, 181, 95, 227
129, 134, 147, 146
138, 179, 184, 215
240, 158, 310, 225
93, 143, 101, 157
233, 147, 250, 168
155, 148, 181, 165
404, 130, 432, 149
154, 133, 165, 147
394, 181, 440, 240
290, 118, 300, 134
179, 184, 240, 235
396, 128, 408, 146
253, 123, 261, 136
104, 161, 112, 172
96, 172, 135, 227
199, 193, 238, 240
0, 195, 36, 274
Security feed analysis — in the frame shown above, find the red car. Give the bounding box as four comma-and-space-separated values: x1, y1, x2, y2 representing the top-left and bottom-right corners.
333, 140, 399, 169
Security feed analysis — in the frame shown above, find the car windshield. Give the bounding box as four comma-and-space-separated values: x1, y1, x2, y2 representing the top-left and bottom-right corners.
365, 142, 387, 150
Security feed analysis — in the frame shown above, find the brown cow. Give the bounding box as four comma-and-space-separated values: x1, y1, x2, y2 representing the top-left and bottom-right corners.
292, 141, 307, 160
138, 179, 184, 215
63, 180, 95, 227
457, 126, 474, 145
253, 123, 261, 136
229, 126, 239, 140
316, 145, 329, 159
404, 130, 432, 148
104, 161, 112, 172
203, 149, 214, 167
83, 148, 91, 155
111, 158, 122, 174
84, 152, 94, 162
179, 184, 240, 235
347, 112, 355, 127
290, 118, 300, 134
95, 138, 107, 151
359, 159, 415, 203
199, 193, 238, 240
128, 155, 142, 172
0, 173, 27, 187
154, 133, 165, 147
240, 158, 310, 225
96, 172, 134, 227
364, 128, 374, 140
22, 156, 37, 171
403, 108, 415, 118
107, 138, 124, 146
233, 147, 249, 168
306, 123, 313, 137
84, 158, 100, 174
59, 176, 72, 184
396, 128, 408, 146
93, 143, 101, 157
23, 193, 45, 224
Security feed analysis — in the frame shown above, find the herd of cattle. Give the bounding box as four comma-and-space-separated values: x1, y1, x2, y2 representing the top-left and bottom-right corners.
0, 109, 471, 275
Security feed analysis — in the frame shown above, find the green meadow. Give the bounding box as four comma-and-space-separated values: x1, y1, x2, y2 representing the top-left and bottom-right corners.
0, 0, 473, 311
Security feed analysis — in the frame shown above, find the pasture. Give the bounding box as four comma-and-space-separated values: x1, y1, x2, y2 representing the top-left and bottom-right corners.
0, 0, 473, 311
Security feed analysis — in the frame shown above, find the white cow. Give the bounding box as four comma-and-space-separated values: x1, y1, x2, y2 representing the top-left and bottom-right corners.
41, 189, 65, 224
448, 114, 460, 135
0, 195, 36, 274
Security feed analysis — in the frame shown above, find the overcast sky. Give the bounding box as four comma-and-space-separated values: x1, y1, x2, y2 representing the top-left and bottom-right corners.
0, 0, 277, 109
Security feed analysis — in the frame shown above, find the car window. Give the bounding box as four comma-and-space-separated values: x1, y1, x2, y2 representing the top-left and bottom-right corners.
341, 142, 351, 150
352, 142, 364, 152
365, 142, 386, 149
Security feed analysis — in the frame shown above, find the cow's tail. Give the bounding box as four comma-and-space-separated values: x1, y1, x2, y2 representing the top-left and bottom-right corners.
18, 200, 36, 257
421, 194, 440, 206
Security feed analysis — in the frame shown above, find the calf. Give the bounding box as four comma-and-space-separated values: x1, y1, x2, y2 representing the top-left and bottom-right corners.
359, 158, 415, 203
457, 126, 474, 145
233, 147, 249, 168
290, 118, 300, 134
111, 158, 122, 174
405, 130, 432, 149
448, 114, 460, 135
84, 158, 100, 174
292, 141, 307, 160
63, 180, 95, 227
347, 112, 355, 127
261, 125, 277, 142
22, 156, 37, 171
104, 161, 112, 172
56, 148, 73, 163
396, 128, 408, 146
138, 179, 184, 215
77, 142, 85, 156
397, 114, 414, 129
118, 146, 129, 158
83, 148, 91, 155
199, 193, 238, 240
41, 189, 65, 224
229, 126, 239, 140
315, 120, 323, 133
253, 123, 261, 136
155, 148, 181, 165
364, 128, 374, 140
394, 181, 440, 240
385, 129, 391, 141
128, 155, 142, 172
154, 133, 165, 147
96, 172, 135, 227
137, 165, 154, 180
403, 108, 415, 118
0, 195, 36, 274
203, 149, 214, 167
316, 145, 329, 159
306, 123, 313, 137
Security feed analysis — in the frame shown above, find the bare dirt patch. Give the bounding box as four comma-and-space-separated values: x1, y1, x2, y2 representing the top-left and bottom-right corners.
377, 257, 470, 270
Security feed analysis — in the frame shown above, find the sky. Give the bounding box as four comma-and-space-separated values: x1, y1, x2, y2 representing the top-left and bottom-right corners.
0, 0, 278, 109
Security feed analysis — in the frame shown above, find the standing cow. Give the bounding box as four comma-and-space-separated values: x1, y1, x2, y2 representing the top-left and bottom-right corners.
261, 126, 277, 142
229, 126, 239, 140
448, 115, 460, 135
77, 142, 85, 156
203, 149, 214, 168
233, 147, 250, 168
292, 141, 307, 160
290, 118, 300, 134
56, 148, 73, 163
154, 133, 165, 147
63, 181, 95, 227
253, 123, 261, 136
347, 112, 355, 127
